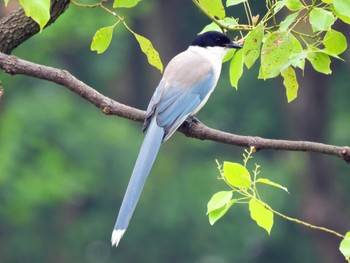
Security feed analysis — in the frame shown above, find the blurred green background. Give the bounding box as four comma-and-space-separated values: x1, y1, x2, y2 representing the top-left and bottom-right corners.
0, 1, 349, 262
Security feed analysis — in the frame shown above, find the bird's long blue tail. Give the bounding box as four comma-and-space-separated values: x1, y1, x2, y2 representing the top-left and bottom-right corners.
111, 118, 164, 247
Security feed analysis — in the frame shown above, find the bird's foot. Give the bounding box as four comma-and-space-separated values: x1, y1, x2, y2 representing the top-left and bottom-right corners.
189, 116, 202, 125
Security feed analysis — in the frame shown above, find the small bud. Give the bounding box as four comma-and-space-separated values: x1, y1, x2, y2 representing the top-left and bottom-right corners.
0, 85, 3, 99
252, 14, 259, 25
102, 106, 110, 114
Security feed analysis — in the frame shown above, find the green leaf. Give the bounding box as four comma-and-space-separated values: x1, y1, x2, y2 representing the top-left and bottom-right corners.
199, 23, 221, 34
243, 24, 264, 69
324, 30, 347, 55
199, 17, 237, 34
277, 36, 306, 72
198, 0, 225, 19
207, 191, 233, 214
333, 0, 350, 19
223, 161, 251, 188
340, 231, 350, 261
280, 11, 300, 31
229, 49, 244, 90
281, 66, 299, 102
113, 0, 141, 8
290, 35, 305, 70
222, 49, 236, 63
274, 0, 287, 13
256, 178, 290, 193
307, 50, 332, 74
286, 0, 303, 11
260, 31, 294, 79
208, 199, 237, 225
329, 5, 350, 25
133, 33, 163, 73
91, 26, 114, 54
249, 198, 273, 234
4, 0, 9, 7
19, 0, 50, 32
227, 0, 247, 6
309, 8, 335, 32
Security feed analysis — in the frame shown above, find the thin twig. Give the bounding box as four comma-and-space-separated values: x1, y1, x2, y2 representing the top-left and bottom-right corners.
267, 205, 345, 239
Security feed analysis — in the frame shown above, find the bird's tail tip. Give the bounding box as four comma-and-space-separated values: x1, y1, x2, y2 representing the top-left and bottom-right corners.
111, 229, 126, 247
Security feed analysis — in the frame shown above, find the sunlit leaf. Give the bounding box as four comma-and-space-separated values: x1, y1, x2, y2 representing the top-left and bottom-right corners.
290, 35, 305, 70
199, 22, 221, 34
133, 33, 163, 73
274, 0, 287, 13
309, 8, 335, 32
227, 0, 247, 6
340, 231, 350, 261
249, 198, 273, 234
307, 50, 331, 74
91, 26, 114, 54
256, 178, 290, 193
260, 31, 294, 79
113, 0, 141, 8
223, 161, 251, 188
199, 17, 237, 34
198, 0, 225, 19
280, 11, 299, 31
207, 191, 233, 214
281, 66, 298, 102
324, 30, 347, 55
278, 36, 306, 72
4, 0, 9, 7
19, 0, 50, 32
333, 0, 350, 19
229, 49, 244, 90
243, 24, 264, 68
329, 5, 350, 25
222, 48, 236, 63
209, 199, 237, 225
286, 0, 303, 11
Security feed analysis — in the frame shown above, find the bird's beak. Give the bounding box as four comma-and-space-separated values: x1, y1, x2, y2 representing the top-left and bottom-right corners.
225, 41, 242, 49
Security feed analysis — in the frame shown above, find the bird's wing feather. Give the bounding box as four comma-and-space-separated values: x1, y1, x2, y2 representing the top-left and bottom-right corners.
144, 50, 216, 141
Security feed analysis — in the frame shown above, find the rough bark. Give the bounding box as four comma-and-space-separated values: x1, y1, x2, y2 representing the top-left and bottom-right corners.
0, 0, 70, 54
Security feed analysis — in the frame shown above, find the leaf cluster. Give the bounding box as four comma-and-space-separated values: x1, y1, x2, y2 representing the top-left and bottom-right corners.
196, 0, 349, 102
208, 147, 350, 262
5, 0, 350, 102
3, 0, 163, 73
207, 148, 289, 233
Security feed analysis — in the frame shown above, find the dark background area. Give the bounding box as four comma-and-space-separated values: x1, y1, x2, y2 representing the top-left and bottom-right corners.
0, 1, 349, 262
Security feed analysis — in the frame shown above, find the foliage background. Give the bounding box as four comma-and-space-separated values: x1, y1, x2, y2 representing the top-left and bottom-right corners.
0, 1, 349, 262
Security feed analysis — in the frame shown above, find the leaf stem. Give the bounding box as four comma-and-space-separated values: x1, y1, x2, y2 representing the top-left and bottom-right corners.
70, 0, 123, 19
265, 204, 345, 239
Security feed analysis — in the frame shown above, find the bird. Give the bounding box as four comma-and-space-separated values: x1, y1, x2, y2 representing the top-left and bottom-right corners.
111, 31, 242, 247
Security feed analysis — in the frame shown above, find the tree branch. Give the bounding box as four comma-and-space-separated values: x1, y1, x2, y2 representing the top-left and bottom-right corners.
1, 52, 349, 163
0, 0, 70, 54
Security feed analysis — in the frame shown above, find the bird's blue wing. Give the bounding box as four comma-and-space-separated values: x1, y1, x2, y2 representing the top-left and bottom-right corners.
156, 71, 215, 141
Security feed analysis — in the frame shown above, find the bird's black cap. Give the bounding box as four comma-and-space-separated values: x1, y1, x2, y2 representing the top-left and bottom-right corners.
191, 31, 242, 49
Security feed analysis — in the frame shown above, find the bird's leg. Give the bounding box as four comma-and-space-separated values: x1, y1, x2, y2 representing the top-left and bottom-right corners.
189, 116, 202, 124
184, 116, 202, 129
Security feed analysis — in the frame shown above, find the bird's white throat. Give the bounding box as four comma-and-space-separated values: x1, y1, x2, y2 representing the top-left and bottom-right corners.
188, 45, 230, 63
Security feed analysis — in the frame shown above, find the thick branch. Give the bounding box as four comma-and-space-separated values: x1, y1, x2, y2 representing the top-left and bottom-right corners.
0, 0, 70, 54
0, 52, 350, 163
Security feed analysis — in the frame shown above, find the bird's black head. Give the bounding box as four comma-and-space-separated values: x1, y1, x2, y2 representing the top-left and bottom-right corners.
191, 31, 242, 49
